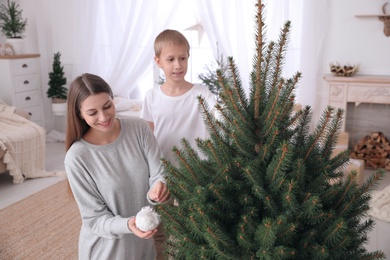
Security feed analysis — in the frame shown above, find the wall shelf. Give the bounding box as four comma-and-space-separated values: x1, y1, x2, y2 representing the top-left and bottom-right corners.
355, 14, 390, 37
356, 2, 390, 37
355, 15, 390, 18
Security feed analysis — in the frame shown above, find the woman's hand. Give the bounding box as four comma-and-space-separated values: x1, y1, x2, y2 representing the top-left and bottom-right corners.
148, 181, 170, 203
127, 217, 157, 239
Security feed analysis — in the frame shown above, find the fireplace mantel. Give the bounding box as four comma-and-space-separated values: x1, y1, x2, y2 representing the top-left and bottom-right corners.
324, 74, 390, 131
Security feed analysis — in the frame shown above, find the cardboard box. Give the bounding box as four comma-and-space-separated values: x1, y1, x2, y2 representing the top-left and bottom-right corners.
328, 132, 364, 185
344, 159, 365, 185
331, 132, 349, 158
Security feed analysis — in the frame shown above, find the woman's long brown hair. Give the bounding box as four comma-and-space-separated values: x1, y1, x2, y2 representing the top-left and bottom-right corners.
65, 73, 113, 199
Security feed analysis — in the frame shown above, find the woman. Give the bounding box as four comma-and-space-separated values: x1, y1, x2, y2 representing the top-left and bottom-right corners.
64, 73, 170, 259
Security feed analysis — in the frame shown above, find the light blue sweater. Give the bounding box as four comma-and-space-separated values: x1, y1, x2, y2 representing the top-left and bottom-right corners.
65, 117, 165, 260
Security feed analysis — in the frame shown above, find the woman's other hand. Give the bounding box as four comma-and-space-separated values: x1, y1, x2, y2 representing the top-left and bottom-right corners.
148, 181, 170, 203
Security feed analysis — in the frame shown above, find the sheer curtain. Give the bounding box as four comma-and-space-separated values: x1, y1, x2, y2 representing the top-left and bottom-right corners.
194, 0, 255, 94
263, 0, 329, 124
94, 0, 255, 97
33, 0, 328, 109
297, 1, 329, 113
71, 0, 178, 98
263, 0, 303, 79
193, 0, 329, 111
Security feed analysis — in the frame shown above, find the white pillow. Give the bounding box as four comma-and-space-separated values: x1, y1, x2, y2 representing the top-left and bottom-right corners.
113, 97, 142, 112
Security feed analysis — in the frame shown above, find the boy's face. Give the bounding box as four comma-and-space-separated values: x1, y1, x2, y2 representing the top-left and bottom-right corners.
155, 44, 189, 84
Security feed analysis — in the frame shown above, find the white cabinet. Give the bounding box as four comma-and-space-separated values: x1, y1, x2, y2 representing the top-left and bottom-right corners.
0, 54, 44, 127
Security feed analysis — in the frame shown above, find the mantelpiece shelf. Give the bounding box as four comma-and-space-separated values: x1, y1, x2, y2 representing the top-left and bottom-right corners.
0, 54, 40, 59
324, 74, 390, 84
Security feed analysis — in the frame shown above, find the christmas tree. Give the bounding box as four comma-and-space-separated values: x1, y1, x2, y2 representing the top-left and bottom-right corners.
198, 53, 229, 104
47, 52, 67, 101
156, 1, 386, 259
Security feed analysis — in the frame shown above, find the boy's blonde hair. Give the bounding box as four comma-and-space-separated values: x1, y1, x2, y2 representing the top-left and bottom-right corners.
154, 29, 190, 58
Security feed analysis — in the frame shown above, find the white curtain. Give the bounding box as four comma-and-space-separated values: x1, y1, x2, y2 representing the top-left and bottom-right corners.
263, 0, 329, 125
297, 1, 329, 113
71, 0, 178, 98
31, 0, 328, 109
263, 0, 303, 79
194, 0, 255, 94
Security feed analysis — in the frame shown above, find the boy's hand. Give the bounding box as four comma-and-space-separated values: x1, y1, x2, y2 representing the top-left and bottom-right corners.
148, 181, 170, 203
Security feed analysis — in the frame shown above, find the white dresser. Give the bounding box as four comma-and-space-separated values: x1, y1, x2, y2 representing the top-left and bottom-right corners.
0, 54, 44, 127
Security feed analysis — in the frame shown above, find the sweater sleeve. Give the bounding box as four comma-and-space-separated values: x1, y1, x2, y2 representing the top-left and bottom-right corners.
65, 149, 133, 239
138, 118, 166, 188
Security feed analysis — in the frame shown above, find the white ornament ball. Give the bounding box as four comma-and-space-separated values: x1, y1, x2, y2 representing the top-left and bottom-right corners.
135, 206, 161, 232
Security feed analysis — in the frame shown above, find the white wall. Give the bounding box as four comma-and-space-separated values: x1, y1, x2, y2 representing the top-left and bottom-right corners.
0, 0, 77, 131
316, 0, 390, 122
325, 1, 389, 75
2, 0, 390, 131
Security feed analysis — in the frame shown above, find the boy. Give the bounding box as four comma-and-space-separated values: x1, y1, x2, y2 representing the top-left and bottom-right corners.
141, 29, 217, 167
140, 29, 217, 259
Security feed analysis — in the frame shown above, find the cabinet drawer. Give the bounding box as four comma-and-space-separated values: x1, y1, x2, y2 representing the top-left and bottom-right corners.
11, 58, 38, 75
14, 74, 40, 92
24, 105, 43, 123
14, 90, 41, 108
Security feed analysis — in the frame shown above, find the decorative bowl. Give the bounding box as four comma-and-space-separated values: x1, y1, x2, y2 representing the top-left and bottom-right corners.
330, 63, 359, 77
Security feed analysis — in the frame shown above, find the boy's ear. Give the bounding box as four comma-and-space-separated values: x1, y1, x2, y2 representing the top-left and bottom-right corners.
154, 56, 162, 68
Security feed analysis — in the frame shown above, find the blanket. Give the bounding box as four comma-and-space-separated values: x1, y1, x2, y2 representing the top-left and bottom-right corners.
0, 103, 60, 184
367, 185, 390, 223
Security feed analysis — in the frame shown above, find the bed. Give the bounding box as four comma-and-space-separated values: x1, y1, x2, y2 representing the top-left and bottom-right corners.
0, 100, 60, 183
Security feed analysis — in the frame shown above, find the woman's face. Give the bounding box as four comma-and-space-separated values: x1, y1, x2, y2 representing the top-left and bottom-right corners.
79, 93, 116, 133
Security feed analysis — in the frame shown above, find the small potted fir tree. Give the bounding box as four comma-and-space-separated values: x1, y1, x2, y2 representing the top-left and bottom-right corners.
0, 0, 27, 54
47, 52, 67, 115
